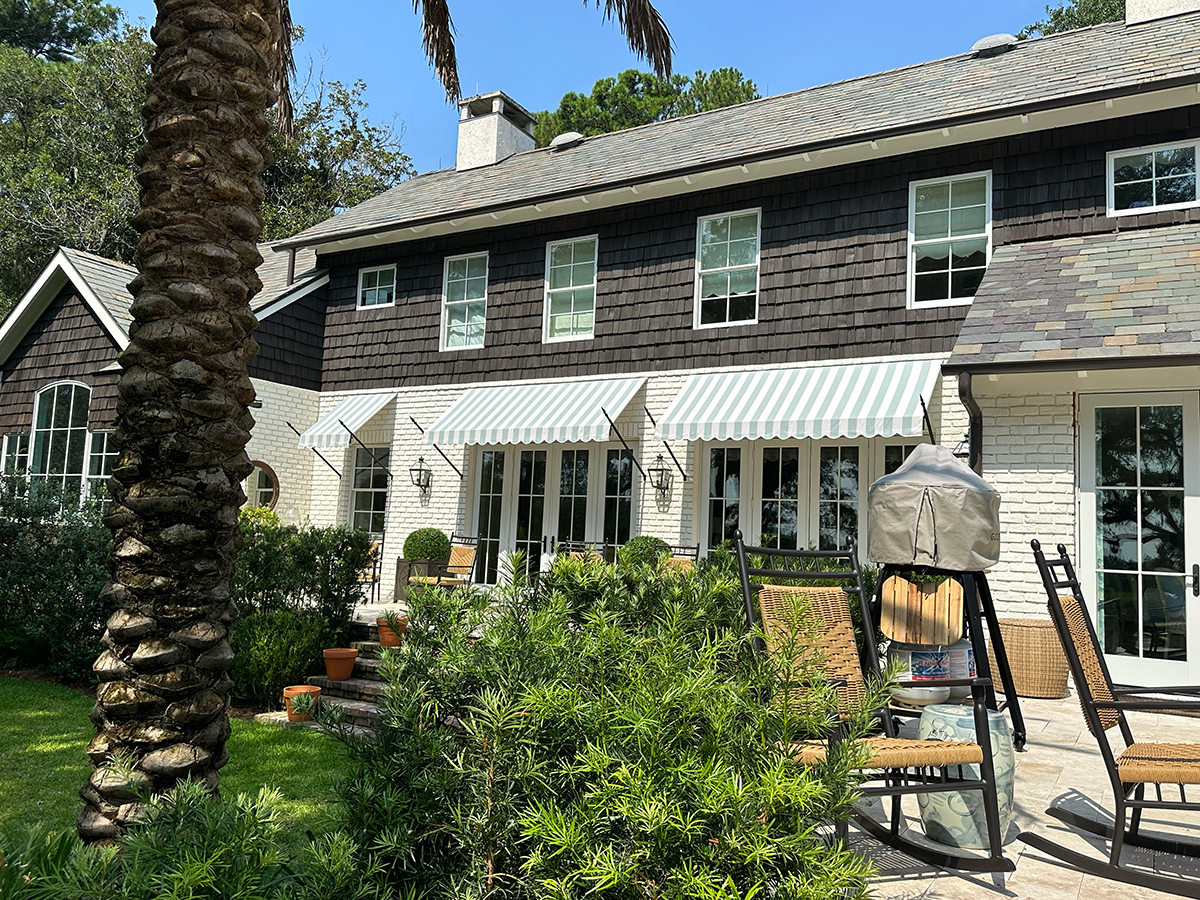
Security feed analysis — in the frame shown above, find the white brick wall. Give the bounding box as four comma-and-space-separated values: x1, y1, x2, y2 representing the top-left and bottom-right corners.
245, 379, 319, 524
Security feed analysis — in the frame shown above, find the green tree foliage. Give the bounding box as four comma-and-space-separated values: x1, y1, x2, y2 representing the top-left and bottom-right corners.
0, 29, 410, 317
0, 0, 118, 60
534, 67, 760, 147
1018, 0, 1124, 38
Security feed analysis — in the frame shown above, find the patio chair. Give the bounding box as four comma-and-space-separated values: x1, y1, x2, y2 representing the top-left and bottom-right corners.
359, 540, 382, 604
1026, 540, 1200, 896
663, 542, 701, 573
735, 532, 1013, 873
408, 533, 478, 589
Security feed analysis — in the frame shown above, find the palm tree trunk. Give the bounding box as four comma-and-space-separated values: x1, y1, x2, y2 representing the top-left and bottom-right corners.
78, 0, 279, 841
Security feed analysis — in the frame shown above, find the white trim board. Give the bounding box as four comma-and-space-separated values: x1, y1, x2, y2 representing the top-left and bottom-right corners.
255, 273, 330, 321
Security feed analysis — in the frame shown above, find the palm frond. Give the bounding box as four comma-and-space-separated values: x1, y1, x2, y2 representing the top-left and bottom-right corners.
415, 0, 461, 102
274, 0, 296, 135
592, 0, 673, 78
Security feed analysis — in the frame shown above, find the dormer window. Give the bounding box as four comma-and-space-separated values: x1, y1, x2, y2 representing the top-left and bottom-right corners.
357, 265, 396, 309
1108, 140, 1199, 216
907, 171, 991, 309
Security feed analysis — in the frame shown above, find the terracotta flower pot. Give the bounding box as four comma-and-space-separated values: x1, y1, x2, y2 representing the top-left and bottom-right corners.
377, 615, 408, 647
323, 648, 359, 681
283, 685, 321, 721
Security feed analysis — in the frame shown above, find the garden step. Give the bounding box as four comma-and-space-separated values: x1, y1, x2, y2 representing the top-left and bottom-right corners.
353, 656, 385, 679
351, 640, 382, 656
307, 675, 383, 701
252, 710, 374, 737
319, 696, 382, 728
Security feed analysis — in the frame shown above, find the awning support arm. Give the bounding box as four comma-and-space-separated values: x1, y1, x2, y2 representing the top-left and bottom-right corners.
919, 397, 937, 445
408, 416, 464, 479
287, 421, 341, 478
643, 406, 687, 480
601, 407, 647, 480
339, 419, 393, 479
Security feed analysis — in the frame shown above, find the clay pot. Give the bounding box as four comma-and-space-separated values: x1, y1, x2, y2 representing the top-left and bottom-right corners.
323, 648, 359, 681
377, 615, 408, 647
283, 685, 321, 721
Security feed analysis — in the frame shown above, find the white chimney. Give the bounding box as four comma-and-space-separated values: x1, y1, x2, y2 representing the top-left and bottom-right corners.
1127, 0, 1200, 24
456, 91, 536, 171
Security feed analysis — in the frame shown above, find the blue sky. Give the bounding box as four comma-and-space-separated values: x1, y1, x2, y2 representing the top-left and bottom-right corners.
115, 0, 1054, 174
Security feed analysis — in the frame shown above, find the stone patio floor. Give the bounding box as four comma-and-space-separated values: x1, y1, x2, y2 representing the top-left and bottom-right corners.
865, 694, 1200, 899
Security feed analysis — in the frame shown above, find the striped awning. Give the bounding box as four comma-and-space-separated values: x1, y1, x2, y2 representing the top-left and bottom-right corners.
656, 358, 943, 442
426, 377, 646, 446
297, 392, 396, 449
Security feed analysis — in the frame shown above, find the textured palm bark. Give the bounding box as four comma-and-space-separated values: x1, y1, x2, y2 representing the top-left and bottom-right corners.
78, 0, 279, 842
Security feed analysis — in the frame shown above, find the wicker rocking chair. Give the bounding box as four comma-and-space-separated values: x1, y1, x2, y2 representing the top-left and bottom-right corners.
735, 532, 1013, 873
1028, 540, 1200, 897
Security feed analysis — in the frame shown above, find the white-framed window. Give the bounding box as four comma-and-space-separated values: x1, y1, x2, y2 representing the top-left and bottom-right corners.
351, 447, 389, 533
87, 430, 117, 499
442, 252, 488, 350
247, 461, 279, 509
817, 445, 861, 551
695, 209, 760, 328
544, 236, 598, 342
907, 171, 991, 309
357, 265, 396, 309
707, 445, 743, 549
1107, 140, 1199, 216
2, 433, 29, 475
30, 383, 91, 497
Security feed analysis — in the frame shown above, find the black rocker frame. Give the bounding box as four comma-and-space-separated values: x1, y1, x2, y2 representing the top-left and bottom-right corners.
735, 531, 1014, 874
1028, 539, 1200, 897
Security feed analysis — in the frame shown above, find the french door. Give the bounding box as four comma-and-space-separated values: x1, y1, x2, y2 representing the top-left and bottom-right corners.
1079, 393, 1200, 686
472, 444, 637, 582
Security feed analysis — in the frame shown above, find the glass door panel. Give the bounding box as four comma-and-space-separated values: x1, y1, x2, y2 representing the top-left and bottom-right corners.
760, 447, 800, 549
1083, 394, 1200, 685
476, 449, 505, 583
708, 447, 741, 550
558, 449, 589, 544
818, 446, 860, 551
603, 449, 634, 560
515, 450, 547, 578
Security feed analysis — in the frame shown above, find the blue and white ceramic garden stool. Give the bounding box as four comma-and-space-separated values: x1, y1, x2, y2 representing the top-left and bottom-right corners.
916, 703, 1015, 849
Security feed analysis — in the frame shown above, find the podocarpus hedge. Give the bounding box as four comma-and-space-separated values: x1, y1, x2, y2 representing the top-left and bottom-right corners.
312, 552, 888, 900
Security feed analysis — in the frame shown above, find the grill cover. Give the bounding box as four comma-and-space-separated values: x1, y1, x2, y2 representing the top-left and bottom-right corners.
867, 443, 1001, 572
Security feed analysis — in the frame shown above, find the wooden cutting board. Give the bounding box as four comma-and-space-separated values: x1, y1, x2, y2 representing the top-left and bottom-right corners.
880, 575, 964, 645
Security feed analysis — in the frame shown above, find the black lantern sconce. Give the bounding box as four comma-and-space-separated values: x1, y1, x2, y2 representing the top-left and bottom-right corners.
647, 453, 673, 499
409, 456, 433, 496
952, 433, 971, 461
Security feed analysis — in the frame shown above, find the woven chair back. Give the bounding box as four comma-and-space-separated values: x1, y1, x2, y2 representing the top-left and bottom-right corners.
663, 556, 695, 574
1056, 593, 1119, 734
757, 584, 865, 711
447, 544, 477, 577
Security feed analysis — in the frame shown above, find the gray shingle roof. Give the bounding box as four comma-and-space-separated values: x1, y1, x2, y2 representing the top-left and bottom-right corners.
279, 13, 1200, 250
59, 244, 321, 336
946, 223, 1200, 371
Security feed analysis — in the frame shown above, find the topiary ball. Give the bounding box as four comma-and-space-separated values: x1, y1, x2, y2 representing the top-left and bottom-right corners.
403, 527, 450, 561
618, 535, 671, 568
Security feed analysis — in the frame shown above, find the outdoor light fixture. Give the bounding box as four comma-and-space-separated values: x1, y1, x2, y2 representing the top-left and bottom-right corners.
409, 456, 433, 496
952, 433, 971, 461
647, 454, 672, 499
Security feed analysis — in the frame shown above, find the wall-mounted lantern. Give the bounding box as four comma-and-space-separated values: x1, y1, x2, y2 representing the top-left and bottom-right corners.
647, 454, 673, 500
409, 456, 433, 496
952, 434, 971, 461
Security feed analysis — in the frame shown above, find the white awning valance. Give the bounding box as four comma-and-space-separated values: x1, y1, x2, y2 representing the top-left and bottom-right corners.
656, 358, 943, 442
426, 377, 646, 446
297, 392, 396, 449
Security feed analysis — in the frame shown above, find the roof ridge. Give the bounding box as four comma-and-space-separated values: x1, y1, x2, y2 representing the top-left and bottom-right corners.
60, 246, 138, 272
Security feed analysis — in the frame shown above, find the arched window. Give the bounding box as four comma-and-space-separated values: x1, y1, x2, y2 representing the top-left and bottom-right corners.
248, 461, 279, 510
30, 383, 91, 496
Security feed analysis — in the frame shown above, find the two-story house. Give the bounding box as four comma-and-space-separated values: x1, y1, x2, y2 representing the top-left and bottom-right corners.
3, 0, 1200, 686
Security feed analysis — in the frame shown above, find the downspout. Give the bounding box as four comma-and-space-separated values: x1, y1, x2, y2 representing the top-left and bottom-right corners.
957, 371, 984, 475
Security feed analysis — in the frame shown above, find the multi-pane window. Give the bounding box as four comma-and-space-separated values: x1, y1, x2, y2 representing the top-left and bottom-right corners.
696, 210, 760, 327
545, 237, 597, 340
515, 450, 547, 578
248, 463, 277, 509
818, 446, 860, 551
1109, 141, 1199, 215
30, 383, 91, 496
477, 450, 505, 583
708, 447, 741, 549
557, 449, 589, 544
760, 446, 800, 550
908, 173, 990, 307
603, 448, 634, 546
884, 443, 921, 475
357, 265, 396, 308
2, 433, 29, 474
351, 447, 389, 533
443, 253, 488, 349
87, 431, 117, 499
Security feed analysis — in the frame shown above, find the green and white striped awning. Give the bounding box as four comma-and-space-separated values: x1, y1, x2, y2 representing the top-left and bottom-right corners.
656, 358, 943, 442
297, 392, 396, 449
426, 377, 646, 446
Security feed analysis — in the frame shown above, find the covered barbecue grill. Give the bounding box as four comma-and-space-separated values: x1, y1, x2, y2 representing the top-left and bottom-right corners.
867, 444, 1026, 748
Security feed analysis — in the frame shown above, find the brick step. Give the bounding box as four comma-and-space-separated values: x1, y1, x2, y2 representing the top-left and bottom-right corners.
251, 709, 374, 737
320, 695, 382, 729
307, 675, 384, 701
353, 656, 385, 679
351, 640, 389, 657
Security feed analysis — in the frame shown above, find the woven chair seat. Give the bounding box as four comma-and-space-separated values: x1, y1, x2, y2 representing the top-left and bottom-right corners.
795, 736, 984, 768
1117, 743, 1200, 784
408, 575, 470, 587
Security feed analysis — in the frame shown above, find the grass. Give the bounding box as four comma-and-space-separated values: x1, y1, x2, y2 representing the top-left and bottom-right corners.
0, 676, 347, 851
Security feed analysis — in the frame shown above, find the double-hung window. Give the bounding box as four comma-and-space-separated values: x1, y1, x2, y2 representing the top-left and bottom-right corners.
545, 236, 597, 341
908, 172, 991, 308
442, 253, 488, 349
87, 430, 117, 498
351, 447, 389, 533
1108, 140, 1199, 216
2, 433, 29, 475
357, 265, 396, 309
696, 210, 760, 327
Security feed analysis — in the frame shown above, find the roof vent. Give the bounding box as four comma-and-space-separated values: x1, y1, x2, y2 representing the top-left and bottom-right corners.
971, 33, 1017, 57
549, 131, 585, 150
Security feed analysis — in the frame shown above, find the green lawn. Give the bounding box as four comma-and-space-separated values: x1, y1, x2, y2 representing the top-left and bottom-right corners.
0, 676, 347, 849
